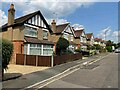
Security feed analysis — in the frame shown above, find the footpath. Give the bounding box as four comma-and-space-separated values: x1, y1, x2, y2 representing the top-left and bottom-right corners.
2, 52, 109, 89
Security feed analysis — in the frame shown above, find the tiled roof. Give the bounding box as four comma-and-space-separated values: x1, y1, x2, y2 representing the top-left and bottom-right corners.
24, 37, 54, 45
86, 33, 93, 39
94, 38, 102, 42
54, 23, 69, 34
74, 29, 84, 38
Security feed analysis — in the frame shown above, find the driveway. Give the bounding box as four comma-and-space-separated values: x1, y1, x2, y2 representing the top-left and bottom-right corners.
4, 64, 49, 75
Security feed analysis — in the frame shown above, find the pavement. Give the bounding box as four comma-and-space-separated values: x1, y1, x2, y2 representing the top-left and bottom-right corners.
2, 52, 109, 89
3, 65, 49, 81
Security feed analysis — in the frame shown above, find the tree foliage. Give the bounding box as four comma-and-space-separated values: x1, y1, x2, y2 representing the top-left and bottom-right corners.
56, 37, 69, 55
94, 44, 101, 50
2, 39, 13, 70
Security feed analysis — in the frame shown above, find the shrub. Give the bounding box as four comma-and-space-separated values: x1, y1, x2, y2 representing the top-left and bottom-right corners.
75, 48, 81, 53
94, 44, 101, 50
81, 51, 90, 56
2, 39, 13, 78
56, 37, 69, 55
106, 46, 112, 52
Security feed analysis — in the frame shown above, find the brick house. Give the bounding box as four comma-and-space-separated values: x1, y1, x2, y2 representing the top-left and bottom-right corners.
1, 4, 55, 64
94, 38, 106, 47
49, 20, 78, 52
86, 33, 94, 46
73, 28, 88, 51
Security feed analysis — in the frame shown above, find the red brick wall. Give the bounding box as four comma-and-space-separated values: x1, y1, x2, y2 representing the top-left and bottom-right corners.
10, 40, 24, 64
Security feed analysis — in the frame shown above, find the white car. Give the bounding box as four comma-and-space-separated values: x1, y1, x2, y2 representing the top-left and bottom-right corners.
115, 48, 120, 53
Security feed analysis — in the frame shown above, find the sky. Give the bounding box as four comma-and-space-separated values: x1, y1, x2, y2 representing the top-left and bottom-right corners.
0, 0, 119, 43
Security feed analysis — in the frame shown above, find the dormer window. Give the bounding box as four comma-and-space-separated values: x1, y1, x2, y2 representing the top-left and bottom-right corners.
43, 29, 48, 39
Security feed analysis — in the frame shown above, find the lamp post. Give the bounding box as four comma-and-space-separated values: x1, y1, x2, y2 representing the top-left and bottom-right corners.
104, 27, 110, 41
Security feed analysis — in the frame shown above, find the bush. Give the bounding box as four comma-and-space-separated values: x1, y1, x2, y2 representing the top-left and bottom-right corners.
2, 39, 13, 78
81, 51, 90, 56
106, 46, 112, 52
75, 48, 81, 53
56, 37, 69, 55
94, 44, 101, 50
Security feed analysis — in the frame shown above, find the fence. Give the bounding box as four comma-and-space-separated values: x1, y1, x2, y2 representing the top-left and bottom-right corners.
16, 53, 82, 67
16, 54, 51, 67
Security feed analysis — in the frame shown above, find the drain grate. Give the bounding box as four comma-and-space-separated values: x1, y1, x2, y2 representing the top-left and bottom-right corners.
81, 64, 99, 69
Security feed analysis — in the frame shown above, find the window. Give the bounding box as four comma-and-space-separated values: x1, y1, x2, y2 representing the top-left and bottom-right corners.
24, 44, 53, 56
29, 44, 41, 55
24, 26, 37, 37
43, 45, 53, 56
71, 35, 73, 41
43, 31, 48, 39
63, 34, 68, 40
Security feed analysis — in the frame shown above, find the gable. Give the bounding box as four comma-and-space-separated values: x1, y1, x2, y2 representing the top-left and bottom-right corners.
24, 13, 47, 29
2, 11, 52, 33
62, 25, 73, 35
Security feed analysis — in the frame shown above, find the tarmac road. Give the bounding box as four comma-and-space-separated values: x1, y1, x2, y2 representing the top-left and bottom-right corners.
43, 53, 118, 89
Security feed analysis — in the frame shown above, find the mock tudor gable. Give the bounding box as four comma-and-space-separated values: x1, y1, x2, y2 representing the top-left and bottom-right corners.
2, 11, 52, 33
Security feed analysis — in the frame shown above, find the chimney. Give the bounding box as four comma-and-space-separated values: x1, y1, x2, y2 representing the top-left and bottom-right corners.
51, 20, 56, 33
8, 4, 15, 25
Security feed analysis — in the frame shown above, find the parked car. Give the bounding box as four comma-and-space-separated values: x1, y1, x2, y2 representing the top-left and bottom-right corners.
115, 48, 120, 53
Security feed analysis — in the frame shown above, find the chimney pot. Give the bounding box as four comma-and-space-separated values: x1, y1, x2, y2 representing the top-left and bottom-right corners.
51, 20, 56, 33
10, 4, 14, 9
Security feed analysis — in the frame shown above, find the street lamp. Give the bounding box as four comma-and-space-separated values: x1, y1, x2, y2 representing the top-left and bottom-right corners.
104, 27, 110, 41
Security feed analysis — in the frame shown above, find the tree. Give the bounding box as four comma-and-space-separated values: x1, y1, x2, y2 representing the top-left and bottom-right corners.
56, 37, 69, 55
106, 46, 112, 52
106, 40, 113, 46
2, 39, 13, 79
94, 44, 101, 50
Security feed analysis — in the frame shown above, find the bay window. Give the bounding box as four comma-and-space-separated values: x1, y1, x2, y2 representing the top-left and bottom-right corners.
24, 44, 53, 56
43, 45, 53, 55
29, 44, 41, 55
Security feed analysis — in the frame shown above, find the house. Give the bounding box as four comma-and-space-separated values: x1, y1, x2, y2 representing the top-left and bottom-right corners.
86, 33, 94, 46
1, 4, 55, 63
49, 20, 77, 52
94, 38, 106, 48
73, 28, 87, 51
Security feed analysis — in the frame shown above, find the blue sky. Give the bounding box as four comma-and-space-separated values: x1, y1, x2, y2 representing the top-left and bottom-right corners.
0, 1, 119, 43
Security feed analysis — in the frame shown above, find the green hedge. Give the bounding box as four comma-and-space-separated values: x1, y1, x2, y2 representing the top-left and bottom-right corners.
2, 39, 13, 70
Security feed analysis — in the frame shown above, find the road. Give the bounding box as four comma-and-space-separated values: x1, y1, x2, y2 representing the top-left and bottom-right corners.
43, 53, 118, 88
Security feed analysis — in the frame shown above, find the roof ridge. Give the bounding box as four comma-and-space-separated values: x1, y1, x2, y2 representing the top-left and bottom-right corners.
15, 10, 39, 21
56, 22, 70, 26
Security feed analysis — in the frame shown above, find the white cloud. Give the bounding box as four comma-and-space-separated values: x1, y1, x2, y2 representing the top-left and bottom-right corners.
1, 0, 119, 2
72, 24, 84, 30
0, 10, 7, 26
2, 1, 95, 19
47, 18, 69, 25
112, 31, 120, 37
97, 27, 111, 40
1, 1, 96, 25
